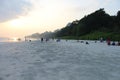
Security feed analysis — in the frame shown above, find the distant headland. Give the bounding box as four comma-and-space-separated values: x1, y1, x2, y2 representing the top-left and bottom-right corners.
26, 8, 120, 41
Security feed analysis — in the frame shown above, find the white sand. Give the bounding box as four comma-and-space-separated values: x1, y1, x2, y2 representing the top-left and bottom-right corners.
0, 40, 120, 80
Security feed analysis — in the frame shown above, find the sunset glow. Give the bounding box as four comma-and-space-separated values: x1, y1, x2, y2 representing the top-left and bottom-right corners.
9, 19, 24, 28
0, 0, 120, 38
12, 37, 18, 42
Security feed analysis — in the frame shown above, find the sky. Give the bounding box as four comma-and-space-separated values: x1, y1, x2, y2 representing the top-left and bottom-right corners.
0, 0, 120, 38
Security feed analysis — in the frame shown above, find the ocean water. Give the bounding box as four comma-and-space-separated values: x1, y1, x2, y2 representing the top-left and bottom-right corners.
0, 38, 9, 42
0, 40, 120, 80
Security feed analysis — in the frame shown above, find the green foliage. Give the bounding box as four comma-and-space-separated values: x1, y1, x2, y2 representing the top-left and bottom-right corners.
80, 32, 120, 41
55, 8, 120, 40
59, 36, 78, 40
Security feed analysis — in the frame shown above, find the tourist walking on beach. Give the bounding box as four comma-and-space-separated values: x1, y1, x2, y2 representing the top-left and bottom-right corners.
107, 38, 111, 45
100, 37, 103, 42
41, 38, 44, 42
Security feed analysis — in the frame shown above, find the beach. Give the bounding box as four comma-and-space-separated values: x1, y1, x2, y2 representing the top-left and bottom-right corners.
0, 40, 120, 80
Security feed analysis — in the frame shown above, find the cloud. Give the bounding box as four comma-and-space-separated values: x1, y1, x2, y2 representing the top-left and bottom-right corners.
0, 0, 32, 22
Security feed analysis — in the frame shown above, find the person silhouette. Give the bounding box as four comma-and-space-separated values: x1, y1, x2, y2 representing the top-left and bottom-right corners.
86, 42, 89, 44
107, 38, 111, 45
112, 41, 115, 46
41, 38, 43, 42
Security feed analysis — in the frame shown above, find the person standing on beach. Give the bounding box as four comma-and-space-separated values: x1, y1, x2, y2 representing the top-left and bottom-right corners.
100, 37, 103, 42
41, 38, 43, 42
107, 38, 111, 45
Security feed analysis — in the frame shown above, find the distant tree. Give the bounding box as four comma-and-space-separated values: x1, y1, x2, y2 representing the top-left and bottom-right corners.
54, 9, 120, 39
117, 11, 120, 24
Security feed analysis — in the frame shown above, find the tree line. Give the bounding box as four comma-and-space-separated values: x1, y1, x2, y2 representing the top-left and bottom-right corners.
54, 8, 120, 40
27, 8, 120, 40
